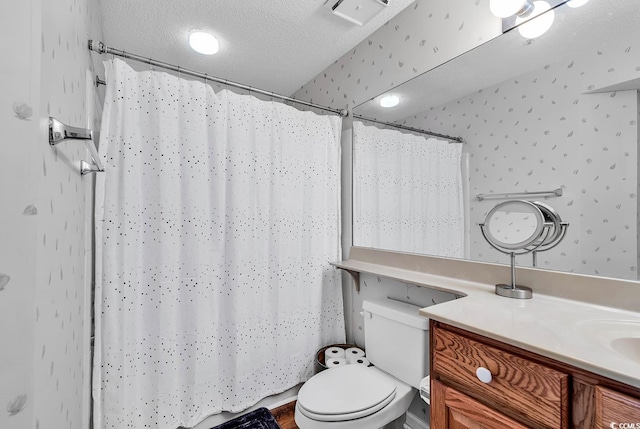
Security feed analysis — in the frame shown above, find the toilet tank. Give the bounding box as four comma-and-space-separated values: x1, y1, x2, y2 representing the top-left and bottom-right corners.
362, 298, 429, 389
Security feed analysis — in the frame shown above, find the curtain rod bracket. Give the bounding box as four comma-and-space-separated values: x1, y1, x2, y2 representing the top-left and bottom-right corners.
88, 40, 106, 54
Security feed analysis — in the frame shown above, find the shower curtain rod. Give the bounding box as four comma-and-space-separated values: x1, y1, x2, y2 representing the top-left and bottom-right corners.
353, 113, 464, 143
88, 40, 348, 117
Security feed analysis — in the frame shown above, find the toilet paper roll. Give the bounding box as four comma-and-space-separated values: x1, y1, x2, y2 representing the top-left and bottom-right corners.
345, 347, 365, 359
348, 356, 370, 367
419, 376, 430, 405
325, 347, 346, 360
326, 357, 348, 368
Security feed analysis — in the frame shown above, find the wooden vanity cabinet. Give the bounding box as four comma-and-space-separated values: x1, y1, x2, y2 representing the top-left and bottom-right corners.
430, 321, 640, 429
431, 379, 529, 429
595, 386, 640, 427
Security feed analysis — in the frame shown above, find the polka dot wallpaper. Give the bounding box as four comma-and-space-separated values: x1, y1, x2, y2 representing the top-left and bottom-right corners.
293, 0, 501, 109
1, 4, 39, 429
401, 30, 640, 279
1, 0, 103, 428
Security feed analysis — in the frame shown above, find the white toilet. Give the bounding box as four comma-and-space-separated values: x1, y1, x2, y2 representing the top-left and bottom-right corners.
295, 298, 430, 429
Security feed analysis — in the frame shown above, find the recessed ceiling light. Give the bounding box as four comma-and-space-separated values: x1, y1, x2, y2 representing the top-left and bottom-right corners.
379, 95, 399, 108
189, 31, 219, 55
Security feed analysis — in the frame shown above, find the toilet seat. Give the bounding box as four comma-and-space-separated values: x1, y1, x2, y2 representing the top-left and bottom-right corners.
297, 365, 397, 422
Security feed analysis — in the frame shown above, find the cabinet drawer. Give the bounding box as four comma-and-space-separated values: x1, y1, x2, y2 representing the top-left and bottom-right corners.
432, 326, 569, 429
595, 386, 640, 428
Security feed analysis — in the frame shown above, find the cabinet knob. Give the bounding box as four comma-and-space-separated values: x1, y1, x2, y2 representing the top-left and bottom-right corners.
476, 367, 492, 383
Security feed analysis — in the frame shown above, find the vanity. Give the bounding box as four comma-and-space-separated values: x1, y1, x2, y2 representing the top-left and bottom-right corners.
430, 321, 640, 428
333, 247, 640, 429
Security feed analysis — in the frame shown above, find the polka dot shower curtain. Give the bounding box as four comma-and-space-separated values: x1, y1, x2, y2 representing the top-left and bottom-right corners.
93, 59, 345, 429
352, 121, 464, 258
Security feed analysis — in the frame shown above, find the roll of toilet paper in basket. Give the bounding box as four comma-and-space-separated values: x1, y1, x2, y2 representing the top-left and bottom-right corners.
344, 347, 365, 360
348, 356, 370, 367
325, 347, 346, 360
326, 357, 348, 368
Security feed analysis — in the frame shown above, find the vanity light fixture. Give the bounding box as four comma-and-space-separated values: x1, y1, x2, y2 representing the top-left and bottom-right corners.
379, 94, 399, 108
189, 31, 219, 55
489, 0, 534, 18
515, 1, 555, 39
566, 0, 589, 7
491, 0, 559, 39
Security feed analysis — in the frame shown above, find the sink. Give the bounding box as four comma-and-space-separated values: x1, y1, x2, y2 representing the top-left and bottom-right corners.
574, 319, 640, 363
610, 337, 640, 362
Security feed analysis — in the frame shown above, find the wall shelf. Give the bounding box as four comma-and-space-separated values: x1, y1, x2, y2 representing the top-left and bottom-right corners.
331, 263, 361, 292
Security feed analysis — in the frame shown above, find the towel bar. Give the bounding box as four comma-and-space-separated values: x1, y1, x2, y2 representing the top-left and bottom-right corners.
49, 117, 104, 175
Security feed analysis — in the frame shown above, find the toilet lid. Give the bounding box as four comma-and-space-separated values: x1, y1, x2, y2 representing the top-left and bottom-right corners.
297, 365, 397, 421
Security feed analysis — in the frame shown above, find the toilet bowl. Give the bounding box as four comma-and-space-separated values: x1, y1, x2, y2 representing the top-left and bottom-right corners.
295, 364, 415, 429
294, 298, 429, 429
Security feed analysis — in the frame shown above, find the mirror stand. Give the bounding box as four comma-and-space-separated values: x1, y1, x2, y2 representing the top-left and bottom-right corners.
479, 225, 541, 299
495, 252, 533, 299
479, 200, 568, 300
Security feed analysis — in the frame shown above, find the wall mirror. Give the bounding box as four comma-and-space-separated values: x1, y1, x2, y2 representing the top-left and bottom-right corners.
352, 0, 640, 281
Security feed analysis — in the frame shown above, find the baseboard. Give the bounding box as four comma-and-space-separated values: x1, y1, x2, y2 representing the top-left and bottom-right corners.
403, 410, 429, 429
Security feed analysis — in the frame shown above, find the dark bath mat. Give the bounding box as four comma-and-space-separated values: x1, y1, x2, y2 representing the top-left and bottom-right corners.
210, 407, 281, 429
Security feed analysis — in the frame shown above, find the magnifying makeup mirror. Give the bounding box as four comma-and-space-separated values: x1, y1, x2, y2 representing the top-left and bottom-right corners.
480, 200, 568, 299
530, 202, 569, 266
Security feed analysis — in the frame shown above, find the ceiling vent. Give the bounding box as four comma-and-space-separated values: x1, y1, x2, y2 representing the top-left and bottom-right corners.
329, 0, 389, 26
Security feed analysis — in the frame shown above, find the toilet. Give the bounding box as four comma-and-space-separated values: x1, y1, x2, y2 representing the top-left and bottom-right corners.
295, 298, 430, 429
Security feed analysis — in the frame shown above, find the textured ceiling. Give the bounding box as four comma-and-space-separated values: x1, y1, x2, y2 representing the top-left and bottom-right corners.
99, 0, 415, 96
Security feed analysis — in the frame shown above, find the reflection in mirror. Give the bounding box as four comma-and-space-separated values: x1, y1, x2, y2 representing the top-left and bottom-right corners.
484, 200, 543, 249
529, 201, 569, 267
352, 121, 464, 258
352, 0, 640, 281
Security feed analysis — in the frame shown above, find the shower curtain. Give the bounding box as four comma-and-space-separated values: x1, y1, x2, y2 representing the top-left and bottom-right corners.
93, 59, 345, 429
353, 121, 464, 257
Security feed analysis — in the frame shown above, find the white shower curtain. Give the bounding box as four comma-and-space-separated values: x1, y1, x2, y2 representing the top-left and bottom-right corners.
353, 121, 464, 257
93, 59, 345, 429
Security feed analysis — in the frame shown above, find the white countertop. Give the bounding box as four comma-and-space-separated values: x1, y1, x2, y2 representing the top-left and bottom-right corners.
334, 247, 640, 390
419, 281, 640, 389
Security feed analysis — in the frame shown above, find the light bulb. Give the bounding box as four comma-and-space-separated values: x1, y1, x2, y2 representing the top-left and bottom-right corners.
516, 1, 554, 39
489, 0, 532, 18
567, 0, 589, 7
189, 31, 219, 55
379, 95, 399, 108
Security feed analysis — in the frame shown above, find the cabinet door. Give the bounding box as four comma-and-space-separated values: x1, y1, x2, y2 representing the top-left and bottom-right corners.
432, 325, 568, 428
431, 380, 529, 429
595, 386, 640, 429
